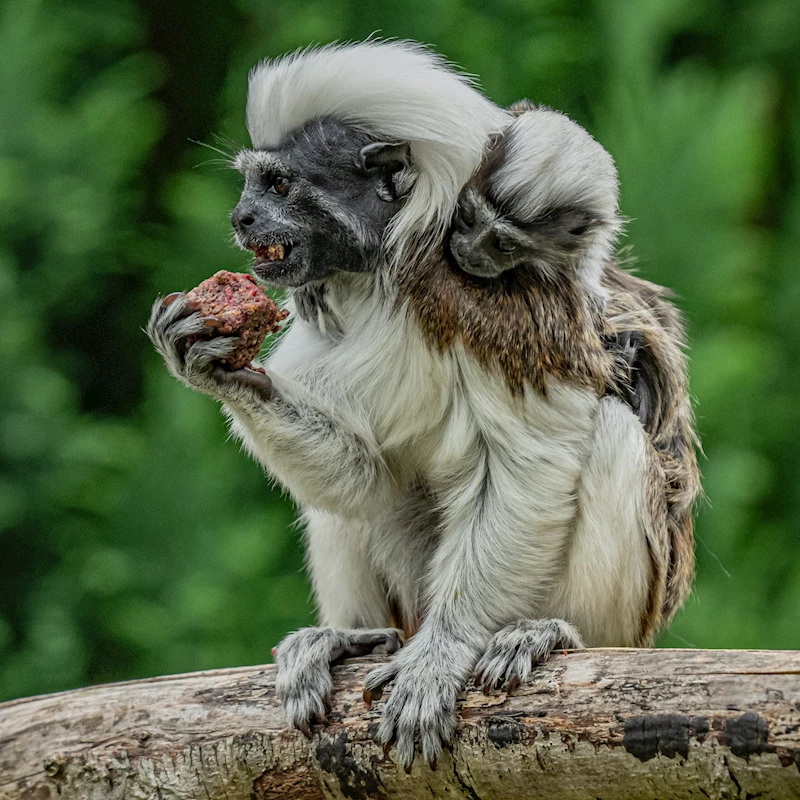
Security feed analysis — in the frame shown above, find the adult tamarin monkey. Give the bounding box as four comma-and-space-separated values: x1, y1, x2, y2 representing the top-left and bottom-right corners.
147, 43, 699, 770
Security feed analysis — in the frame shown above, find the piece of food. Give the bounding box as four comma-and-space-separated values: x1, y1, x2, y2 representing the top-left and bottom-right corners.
185, 270, 288, 370
253, 242, 285, 262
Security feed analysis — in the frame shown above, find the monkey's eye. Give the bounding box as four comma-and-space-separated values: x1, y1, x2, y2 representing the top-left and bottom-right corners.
269, 175, 291, 196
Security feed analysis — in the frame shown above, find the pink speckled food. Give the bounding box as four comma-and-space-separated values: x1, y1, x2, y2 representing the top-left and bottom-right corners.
186, 270, 288, 370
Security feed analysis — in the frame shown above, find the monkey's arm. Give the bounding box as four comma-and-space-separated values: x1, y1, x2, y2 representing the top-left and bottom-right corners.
273, 510, 402, 733
147, 294, 392, 517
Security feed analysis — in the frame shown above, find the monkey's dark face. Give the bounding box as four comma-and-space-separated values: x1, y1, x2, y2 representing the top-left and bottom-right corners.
449, 185, 600, 282
232, 119, 408, 287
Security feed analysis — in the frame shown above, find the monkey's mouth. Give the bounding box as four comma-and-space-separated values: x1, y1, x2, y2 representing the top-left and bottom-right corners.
248, 238, 303, 285
252, 242, 292, 264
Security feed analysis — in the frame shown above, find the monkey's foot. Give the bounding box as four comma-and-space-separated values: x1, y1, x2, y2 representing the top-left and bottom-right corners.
274, 627, 403, 737
474, 618, 584, 694
364, 636, 473, 772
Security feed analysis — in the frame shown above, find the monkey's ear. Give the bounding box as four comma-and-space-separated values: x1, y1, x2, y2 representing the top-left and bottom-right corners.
358, 142, 411, 174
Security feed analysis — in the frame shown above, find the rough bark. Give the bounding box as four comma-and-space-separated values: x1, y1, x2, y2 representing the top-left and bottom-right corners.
1, 649, 799, 800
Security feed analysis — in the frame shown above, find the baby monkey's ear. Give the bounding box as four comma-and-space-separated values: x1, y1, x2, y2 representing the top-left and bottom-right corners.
358, 142, 411, 174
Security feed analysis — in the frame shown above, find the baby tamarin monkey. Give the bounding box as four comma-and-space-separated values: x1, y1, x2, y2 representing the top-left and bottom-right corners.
435, 100, 700, 636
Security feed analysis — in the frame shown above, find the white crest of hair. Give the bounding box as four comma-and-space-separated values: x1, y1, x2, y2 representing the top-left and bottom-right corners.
246, 39, 509, 265
494, 107, 624, 298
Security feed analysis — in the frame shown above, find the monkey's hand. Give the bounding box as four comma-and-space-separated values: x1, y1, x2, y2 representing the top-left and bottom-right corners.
474, 619, 584, 693
275, 627, 404, 737
146, 292, 272, 401
363, 631, 475, 771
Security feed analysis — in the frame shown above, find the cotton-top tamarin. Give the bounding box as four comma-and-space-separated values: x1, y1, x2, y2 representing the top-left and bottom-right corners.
147, 47, 699, 771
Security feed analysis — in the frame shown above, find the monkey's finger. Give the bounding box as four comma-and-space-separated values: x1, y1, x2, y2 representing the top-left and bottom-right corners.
364, 661, 398, 691
213, 365, 273, 401
162, 293, 201, 319
161, 292, 182, 308
421, 729, 442, 770
341, 629, 404, 658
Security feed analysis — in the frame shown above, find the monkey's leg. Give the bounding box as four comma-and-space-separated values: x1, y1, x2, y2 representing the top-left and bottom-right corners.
473, 619, 584, 693
147, 293, 391, 517
274, 626, 403, 736
547, 396, 668, 646
363, 423, 585, 770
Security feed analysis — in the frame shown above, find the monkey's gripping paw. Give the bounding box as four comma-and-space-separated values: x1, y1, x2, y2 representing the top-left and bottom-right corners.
146, 293, 240, 395
474, 618, 584, 694
146, 293, 273, 401
275, 627, 403, 737
364, 640, 469, 772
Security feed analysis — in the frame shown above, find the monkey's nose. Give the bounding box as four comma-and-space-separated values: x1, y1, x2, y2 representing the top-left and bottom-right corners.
231, 205, 256, 231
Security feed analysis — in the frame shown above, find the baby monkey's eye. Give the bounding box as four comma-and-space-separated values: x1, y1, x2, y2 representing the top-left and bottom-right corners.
454, 203, 474, 232
269, 175, 291, 196
494, 234, 516, 254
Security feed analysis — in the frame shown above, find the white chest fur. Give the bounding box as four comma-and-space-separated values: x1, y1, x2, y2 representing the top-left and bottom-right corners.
252, 276, 621, 634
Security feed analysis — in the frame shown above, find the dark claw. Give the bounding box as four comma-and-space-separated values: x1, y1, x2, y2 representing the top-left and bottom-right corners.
482, 680, 492, 696
297, 721, 312, 739
382, 740, 393, 757
404, 763, 412, 775
186, 299, 202, 312
161, 292, 182, 308
507, 676, 520, 695
429, 757, 437, 772
200, 316, 224, 328
363, 686, 381, 709
474, 670, 483, 688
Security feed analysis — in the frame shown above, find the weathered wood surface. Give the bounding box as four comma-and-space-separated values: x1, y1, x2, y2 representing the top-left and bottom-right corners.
1, 649, 799, 799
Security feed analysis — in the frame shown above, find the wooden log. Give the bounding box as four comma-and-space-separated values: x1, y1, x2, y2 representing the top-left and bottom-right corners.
1, 649, 799, 799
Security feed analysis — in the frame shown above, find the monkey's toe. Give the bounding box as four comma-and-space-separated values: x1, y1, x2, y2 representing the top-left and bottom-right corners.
474, 618, 584, 693
275, 627, 405, 731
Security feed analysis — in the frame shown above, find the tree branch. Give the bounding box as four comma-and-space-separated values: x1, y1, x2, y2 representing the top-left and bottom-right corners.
1, 649, 799, 799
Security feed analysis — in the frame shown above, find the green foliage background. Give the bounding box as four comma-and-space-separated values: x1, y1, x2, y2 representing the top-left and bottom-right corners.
1, 0, 799, 701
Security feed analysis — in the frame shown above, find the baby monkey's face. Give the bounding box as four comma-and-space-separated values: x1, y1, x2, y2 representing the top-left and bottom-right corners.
448, 107, 620, 283
449, 186, 526, 279
449, 183, 600, 282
